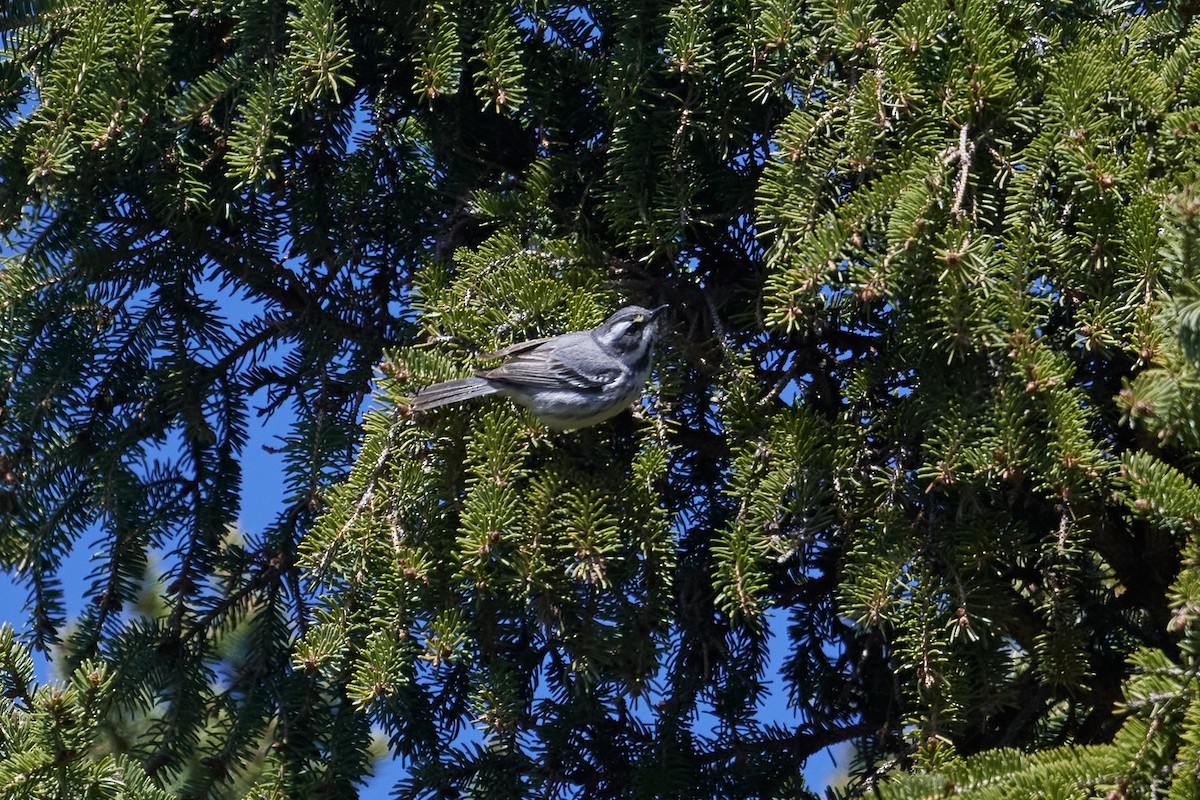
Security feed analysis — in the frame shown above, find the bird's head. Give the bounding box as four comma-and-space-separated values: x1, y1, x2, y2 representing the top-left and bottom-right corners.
593, 305, 667, 358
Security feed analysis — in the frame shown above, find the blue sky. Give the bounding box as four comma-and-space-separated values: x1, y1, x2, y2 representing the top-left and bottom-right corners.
0, 463, 845, 797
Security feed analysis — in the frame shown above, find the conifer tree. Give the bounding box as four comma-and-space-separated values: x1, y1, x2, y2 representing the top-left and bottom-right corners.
2, 0, 1200, 798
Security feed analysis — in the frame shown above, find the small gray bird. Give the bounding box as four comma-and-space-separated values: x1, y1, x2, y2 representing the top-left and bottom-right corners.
411, 305, 667, 430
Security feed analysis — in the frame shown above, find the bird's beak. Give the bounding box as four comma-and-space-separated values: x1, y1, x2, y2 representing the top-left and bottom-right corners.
648, 305, 668, 321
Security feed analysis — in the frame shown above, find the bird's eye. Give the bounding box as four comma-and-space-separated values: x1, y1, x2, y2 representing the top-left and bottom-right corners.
634, 314, 645, 323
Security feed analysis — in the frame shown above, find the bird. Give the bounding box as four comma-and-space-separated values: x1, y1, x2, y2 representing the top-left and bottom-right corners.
410, 305, 667, 430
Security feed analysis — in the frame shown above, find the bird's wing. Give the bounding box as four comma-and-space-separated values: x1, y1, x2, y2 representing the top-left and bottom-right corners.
476, 336, 620, 390
479, 336, 557, 360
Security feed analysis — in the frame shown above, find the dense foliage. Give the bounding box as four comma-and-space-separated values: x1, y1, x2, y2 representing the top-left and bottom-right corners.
3, 0, 1200, 797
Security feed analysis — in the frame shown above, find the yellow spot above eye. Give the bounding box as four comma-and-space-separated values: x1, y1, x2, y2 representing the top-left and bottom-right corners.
634, 314, 645, 323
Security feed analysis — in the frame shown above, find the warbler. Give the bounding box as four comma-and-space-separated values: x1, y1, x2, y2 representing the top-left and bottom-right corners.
411, 305, 667, 430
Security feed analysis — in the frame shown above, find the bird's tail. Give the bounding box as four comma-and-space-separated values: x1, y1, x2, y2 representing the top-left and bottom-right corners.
410, 376, 500, 411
